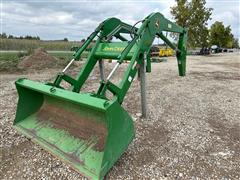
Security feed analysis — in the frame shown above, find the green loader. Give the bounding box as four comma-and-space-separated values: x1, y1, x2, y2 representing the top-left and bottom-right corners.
13, 12, 187, 180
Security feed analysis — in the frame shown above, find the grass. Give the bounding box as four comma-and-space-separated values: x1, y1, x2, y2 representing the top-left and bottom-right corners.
0, 52, 20, 71
48, 51, 88, 61
48, 51, 75, 64
0, 38, 82, 51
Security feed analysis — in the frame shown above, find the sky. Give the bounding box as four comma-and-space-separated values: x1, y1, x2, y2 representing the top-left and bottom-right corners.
1, 0, 239, 41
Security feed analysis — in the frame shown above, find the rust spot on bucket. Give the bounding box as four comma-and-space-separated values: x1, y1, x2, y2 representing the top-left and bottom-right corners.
36, 102, 108, 152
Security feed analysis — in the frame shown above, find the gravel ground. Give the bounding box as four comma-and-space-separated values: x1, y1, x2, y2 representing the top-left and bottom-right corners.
1, 52, 240, 179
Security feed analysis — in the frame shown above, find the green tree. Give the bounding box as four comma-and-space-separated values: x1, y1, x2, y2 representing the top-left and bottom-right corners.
233, 38, 239, 48
209, 21, 234, 48
171, 0, 213, 48
25, 35, 32, 40
8, 34, 14, 39
1, 32, 7, 38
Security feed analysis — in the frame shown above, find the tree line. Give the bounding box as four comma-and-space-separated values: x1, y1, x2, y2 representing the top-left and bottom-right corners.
0, 33, 71, 42
0, 33, 41, 40
171, 0, 239, 49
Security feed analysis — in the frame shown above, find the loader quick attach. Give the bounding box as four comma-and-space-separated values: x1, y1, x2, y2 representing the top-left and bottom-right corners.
13, 12, 187, 180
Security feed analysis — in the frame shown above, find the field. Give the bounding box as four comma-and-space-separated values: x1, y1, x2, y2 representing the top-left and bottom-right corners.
0, 52, 20, 71
0, 51, 89, 71
0, 38, 81, 51
0, 38, 89, 71
0, 52, 239, 179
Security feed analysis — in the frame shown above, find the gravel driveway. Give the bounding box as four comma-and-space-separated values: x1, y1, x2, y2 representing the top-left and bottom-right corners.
1, 52, 239, 179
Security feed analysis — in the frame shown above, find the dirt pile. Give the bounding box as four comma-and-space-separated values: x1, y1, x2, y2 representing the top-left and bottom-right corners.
18, 48, 59, 70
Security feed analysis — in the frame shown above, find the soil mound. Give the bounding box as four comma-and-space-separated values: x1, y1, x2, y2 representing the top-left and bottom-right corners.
18, 48, 59, 70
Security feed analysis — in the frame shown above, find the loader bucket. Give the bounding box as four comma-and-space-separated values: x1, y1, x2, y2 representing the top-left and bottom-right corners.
14, 79, 134, 180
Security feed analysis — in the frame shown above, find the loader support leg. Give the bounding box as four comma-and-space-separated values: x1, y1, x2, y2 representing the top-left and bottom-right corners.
177, 30, 187, 76
140, 54, 147, 118
99, 59, 105, 81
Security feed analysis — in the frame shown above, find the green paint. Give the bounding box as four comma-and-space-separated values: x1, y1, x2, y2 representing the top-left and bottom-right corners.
95, 42, 137, 60
16, 115, 104, 175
